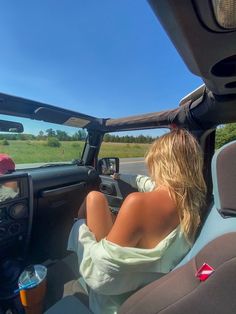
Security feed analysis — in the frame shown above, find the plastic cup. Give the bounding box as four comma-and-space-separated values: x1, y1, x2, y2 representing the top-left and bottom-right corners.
18, 265, 47, 314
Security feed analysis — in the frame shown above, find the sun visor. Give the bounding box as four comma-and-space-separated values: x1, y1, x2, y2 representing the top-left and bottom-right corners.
34, 107, 71, 124
34, 107, 90, 127
0, 92, 102, 130
34, 107, 101, 129
64, 117, 90, 128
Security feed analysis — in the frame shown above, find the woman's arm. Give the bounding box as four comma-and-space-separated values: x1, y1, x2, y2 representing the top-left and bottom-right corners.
112, 173, 155, 192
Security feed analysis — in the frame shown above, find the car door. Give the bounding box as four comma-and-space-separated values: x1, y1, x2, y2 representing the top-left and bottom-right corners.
28, 164, 100, 264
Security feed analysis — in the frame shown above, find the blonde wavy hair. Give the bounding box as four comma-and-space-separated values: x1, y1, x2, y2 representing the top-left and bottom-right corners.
145, 128, 206, 243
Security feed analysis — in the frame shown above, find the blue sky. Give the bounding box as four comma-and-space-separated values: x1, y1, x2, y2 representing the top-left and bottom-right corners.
0, 0, 202, 124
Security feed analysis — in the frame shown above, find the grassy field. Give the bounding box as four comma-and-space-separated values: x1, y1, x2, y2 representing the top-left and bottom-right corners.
0, 140, 150, 164
99, 142, 150, 159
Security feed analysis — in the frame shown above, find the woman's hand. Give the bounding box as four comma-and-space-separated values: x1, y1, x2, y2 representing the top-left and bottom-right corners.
110, 173, 120, 180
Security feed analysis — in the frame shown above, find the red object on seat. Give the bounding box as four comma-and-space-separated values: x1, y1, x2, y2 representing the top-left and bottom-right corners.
195, 263, 215, 281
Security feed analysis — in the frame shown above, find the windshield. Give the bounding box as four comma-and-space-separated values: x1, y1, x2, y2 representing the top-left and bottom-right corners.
0, 114, 86, 169
99, 128, 168, 175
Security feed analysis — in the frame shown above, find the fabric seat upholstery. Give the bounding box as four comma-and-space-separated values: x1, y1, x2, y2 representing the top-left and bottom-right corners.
44, 295, 91, 314
119, 233, 236, 314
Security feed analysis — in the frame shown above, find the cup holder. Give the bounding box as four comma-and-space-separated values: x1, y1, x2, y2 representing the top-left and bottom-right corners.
211, 55, 236, 77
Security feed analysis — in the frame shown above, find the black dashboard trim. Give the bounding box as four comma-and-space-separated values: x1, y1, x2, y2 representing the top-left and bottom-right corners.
40, 182, 87, 198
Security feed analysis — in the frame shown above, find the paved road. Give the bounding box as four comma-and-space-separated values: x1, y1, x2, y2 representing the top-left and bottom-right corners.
119, 158, 147, 175
16, 158, 148, 175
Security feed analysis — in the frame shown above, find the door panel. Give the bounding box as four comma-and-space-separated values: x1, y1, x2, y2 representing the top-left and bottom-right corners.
27, 165, 100, 263
99, 175, 138, 212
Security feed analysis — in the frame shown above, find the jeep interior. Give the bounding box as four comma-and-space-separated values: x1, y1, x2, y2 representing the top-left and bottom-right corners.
1, 0, 236, 313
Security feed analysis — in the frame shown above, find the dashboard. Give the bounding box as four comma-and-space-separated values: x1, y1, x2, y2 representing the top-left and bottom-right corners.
0, 173, 33, 259
0, 164, 138, 304
0, 165, 133, 265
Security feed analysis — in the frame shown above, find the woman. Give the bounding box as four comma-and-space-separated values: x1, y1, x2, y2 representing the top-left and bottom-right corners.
68, 128, 206, 314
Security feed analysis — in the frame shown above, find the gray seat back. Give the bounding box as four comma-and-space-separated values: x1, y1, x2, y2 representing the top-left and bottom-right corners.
178, 140, 236, 266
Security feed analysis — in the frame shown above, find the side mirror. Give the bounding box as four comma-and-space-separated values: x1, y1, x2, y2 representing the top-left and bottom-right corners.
97, 157, 119, 175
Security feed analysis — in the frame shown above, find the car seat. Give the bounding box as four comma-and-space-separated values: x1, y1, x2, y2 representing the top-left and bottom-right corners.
44, 140, 236, 314
118, 140, 236, 314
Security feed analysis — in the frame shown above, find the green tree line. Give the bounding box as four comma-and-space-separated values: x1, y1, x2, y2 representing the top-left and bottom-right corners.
215, 123, 236, 149
0, 129, 155, 144
103, 134, 155, 143
0, 129, 87, 141
1, 123, 234, 147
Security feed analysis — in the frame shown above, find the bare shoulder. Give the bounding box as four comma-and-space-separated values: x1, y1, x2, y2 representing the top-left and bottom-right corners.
106, 189, 177, 247
118, 192, 146, 218
123, 191, 145, 206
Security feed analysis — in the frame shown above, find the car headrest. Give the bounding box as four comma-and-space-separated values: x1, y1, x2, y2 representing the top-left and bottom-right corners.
212, 140, 236, 217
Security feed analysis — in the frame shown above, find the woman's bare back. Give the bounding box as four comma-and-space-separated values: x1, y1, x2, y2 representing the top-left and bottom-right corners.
106, 188, 179, 249
135, 188, 179, 248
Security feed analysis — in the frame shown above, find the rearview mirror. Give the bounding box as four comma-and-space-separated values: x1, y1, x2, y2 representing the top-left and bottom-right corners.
0, 120, 24, 133
97, 157, 119, 175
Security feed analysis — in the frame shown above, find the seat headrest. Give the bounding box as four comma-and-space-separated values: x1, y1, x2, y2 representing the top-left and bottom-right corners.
212, 140, 236, 217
